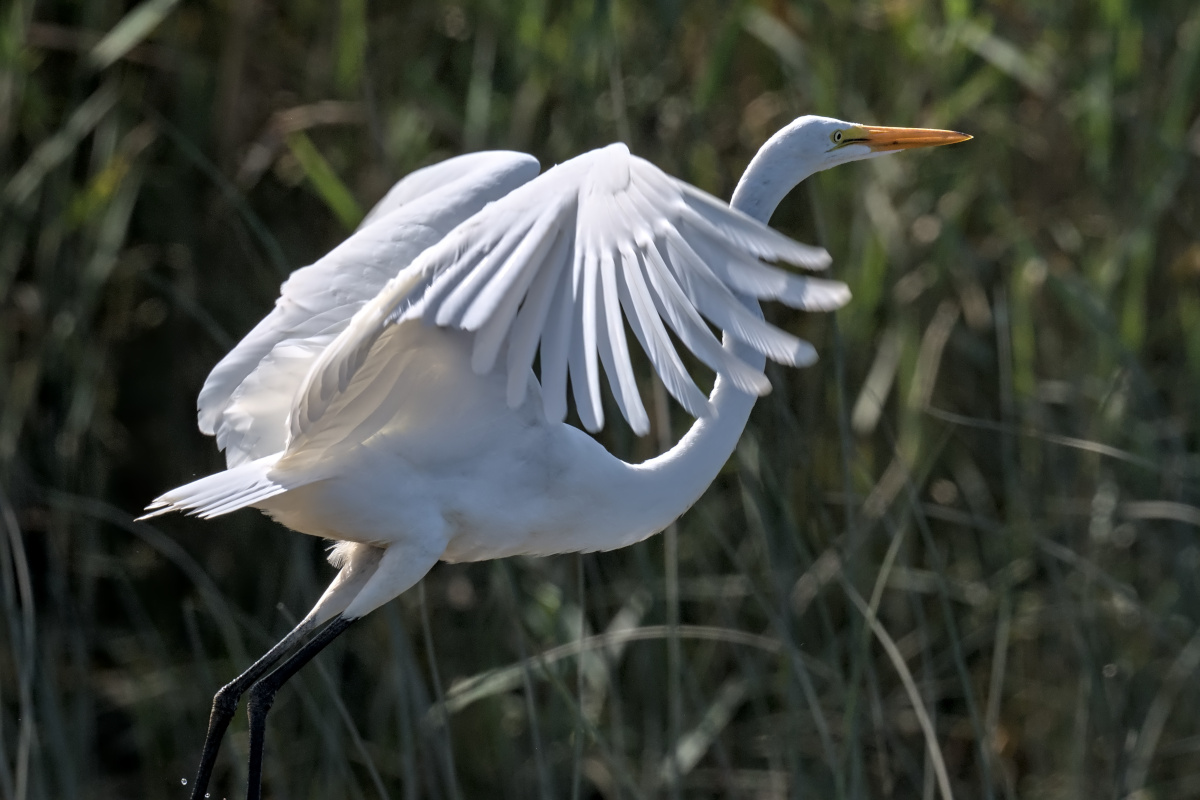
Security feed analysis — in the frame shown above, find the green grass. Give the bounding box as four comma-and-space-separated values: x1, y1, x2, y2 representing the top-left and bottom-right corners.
2, 0, 1200, 798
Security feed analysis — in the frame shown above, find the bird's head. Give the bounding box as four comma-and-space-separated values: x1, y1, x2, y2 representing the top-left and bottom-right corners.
732, 113, 971, 225
783, 114, 972, 172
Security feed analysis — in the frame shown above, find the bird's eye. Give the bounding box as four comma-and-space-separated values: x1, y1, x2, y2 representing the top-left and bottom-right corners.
834, 131, 843, 142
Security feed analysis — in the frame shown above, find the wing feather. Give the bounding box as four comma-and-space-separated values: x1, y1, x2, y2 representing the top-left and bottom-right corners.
619, 251, 708, 417
469, 205, 571, 374
599, 248, 649, 435
289, 143, 849, 440
434, 214, 535, 327
505, 227, 572, 407
605, 174, 711, 418
639, 237, 770, 395
537, 235, 576, 422
662, 227, 817, 367
464, 195, 572, 333
198, 151, 539, 465
574, 247, 604, 431
686, 225, 850, 311
676, 185, 831, 269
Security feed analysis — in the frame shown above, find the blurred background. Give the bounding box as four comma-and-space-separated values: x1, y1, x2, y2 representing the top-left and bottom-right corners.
2, 0, 1199, 798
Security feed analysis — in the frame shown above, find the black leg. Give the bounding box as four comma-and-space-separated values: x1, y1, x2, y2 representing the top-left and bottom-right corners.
245, 615, 356, 800
190, 620, 319, 800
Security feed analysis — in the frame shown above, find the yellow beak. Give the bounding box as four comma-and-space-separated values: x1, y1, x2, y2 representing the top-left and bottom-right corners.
843, 125, 972, 152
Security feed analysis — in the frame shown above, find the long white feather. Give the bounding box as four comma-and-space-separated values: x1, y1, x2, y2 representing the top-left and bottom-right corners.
506, 229, 572, 407
196, 151, 540, 465
290, 143, 845, 437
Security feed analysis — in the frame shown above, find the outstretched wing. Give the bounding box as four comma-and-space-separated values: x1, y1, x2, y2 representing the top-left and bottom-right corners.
293, 143, 849, 441
356, 150, 538, 232
196, 151, 540, 465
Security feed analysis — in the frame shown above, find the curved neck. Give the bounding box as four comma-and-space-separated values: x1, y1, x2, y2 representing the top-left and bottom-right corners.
728, 126, 825, 223
622, 131, 824, 533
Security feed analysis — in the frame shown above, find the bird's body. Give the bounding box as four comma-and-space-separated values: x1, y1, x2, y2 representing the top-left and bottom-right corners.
144, 116, 969, 800
149, 140, 843, 614
261, 322, 652, 562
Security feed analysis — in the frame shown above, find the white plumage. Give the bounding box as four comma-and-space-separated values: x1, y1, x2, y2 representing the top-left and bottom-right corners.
144, 137, 849, 610
195, 151, 541, 465
145, 115, 972, 623
152, 114, 970, 800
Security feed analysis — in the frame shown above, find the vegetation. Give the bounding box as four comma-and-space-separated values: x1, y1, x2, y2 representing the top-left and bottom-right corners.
2, 0, 1199, 797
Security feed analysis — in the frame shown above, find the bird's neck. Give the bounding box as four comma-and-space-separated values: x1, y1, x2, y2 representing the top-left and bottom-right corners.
616, 138, 821, 536
727, 128, 822, 223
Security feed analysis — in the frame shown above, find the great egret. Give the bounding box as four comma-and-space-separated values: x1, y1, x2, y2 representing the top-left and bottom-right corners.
143, 115, 968, 799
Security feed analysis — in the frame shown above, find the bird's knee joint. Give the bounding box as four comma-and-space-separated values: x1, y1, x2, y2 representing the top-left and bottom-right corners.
212, 683, 241, 717
246, 682, 277, 715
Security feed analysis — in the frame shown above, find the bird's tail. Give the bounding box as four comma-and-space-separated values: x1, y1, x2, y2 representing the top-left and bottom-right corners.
138, 453, 289, 520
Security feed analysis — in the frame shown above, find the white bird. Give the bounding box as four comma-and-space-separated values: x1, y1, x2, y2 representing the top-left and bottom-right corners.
143, 115, 968, 800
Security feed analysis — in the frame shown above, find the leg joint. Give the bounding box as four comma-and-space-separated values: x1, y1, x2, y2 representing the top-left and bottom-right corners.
212, 682, 241, 717
246, 680, 277, 715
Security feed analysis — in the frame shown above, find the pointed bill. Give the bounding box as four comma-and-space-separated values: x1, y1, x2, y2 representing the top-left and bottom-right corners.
845, 125, 972, 152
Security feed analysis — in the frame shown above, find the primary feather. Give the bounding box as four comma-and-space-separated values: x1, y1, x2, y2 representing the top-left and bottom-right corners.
294, 143, 843, 441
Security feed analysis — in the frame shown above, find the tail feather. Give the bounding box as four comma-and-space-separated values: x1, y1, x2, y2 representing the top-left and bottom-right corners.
138, 453, 289, 520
